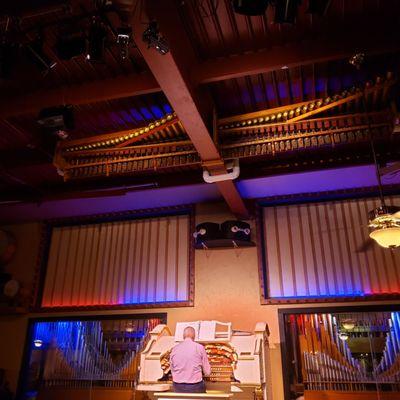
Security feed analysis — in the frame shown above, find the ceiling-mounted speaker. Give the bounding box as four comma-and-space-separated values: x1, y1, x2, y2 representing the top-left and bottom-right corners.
193, 222, 221, 246
221, 220, 251, 242
232, 0, 270, 16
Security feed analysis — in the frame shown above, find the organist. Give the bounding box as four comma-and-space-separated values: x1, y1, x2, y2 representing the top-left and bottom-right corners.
170, 326, 211, 393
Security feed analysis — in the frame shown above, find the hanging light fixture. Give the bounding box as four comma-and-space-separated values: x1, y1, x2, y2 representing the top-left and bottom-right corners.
349, 54, 400, 249
368, 207, 400, 248
365, 121, 400, 248
338, 332, 349, 341
342, 320, 356, 331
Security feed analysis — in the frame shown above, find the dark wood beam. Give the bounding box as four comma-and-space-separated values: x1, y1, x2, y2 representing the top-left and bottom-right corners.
192, 33, 400, 84
1, 29, 399, 119
133, 0, 249, 218
0, 71, 160, 118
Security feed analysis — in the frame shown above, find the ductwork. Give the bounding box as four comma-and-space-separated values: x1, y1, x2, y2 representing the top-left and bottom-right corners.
203, 159, 240, 183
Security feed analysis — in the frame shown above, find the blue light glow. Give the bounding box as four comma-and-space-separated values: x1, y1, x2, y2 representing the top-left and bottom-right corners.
110, 111, 125, 125
278, 82, 288, 100
163, 104, 173, 113
129, 108, 144, 121
140, 107, 153, 120
120, 110, 134, 123
266, 83, 276, 100
151, 106, 164, 118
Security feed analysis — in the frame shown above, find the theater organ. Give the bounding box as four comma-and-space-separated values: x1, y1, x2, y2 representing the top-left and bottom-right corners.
137, 320, 272, 400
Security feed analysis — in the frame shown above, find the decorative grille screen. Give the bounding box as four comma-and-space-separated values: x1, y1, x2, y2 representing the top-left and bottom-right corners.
262, 196, 400, 299
41, 214, 191, 307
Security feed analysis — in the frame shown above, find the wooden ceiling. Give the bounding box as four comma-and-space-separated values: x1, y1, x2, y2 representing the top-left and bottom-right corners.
1, 0, 400, 216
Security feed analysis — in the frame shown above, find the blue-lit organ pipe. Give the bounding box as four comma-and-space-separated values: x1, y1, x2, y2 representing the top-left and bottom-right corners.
374, 312, 400, 382
32, 318, 160, 383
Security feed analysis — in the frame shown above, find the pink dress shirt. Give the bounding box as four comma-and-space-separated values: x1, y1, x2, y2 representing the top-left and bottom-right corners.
170, 338, 211, 383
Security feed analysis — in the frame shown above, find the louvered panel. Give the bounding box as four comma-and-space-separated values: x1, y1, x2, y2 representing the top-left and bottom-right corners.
41, 214, 191, 308
262, 195, 400, 299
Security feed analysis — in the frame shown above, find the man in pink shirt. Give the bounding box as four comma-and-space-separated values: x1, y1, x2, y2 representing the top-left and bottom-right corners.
170, 326, 211, 393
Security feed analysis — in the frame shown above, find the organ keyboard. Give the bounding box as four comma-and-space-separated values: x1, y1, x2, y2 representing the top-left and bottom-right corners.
137, 321, 271, 400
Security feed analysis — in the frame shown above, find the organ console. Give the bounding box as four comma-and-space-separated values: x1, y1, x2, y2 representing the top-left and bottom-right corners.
137, 320, 272, 400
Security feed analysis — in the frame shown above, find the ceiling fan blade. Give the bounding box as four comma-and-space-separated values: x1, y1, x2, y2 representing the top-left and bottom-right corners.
356, 238, 375, 253
380, 162, 400, 176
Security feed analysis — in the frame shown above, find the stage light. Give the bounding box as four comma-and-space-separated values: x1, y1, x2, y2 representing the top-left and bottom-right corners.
38, 105, 74, 139
117, 26, 131, 60
86, 17, 107, 62
26, 38, 56, 73
338, 332, 349, 341
349, 53, 365, 70
55, 32, 86, 60
274, 0, 301, 24
33, 339, 43, 348
231, 0, 270, 16
142, 22, 169, 55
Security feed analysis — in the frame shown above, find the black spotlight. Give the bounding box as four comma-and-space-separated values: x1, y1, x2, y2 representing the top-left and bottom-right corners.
38, 105, 74, 140
116, 26, 131, 60
55, 31, 86, 60
26, 37, 56, 73
274, 0, 301, 24
86, 17, 107, 62
349, 53, 365, 70
142, 22, 169, 55
232, 0, 270, 16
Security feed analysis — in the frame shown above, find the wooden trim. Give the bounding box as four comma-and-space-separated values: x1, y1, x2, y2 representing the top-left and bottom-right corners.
255, 204, 268, 305
28, 312, 168, 323
46, 204, 194, 227
262, 293, 400, 305
278, 306, 291, 400
257, 185, 400, 208
188, 206, 196, 307
277, 304, 400, 315
33, 300, 192, 313
34, 204, 195, 312
32, 223, 52, 309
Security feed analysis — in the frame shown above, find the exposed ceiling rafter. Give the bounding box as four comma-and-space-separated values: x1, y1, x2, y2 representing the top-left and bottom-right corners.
130, 0, 249, 218
1, 24, 399, 119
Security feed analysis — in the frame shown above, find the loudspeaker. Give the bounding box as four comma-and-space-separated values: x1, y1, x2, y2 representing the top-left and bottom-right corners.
193, 222, 221, 246
221, 220, 251, 242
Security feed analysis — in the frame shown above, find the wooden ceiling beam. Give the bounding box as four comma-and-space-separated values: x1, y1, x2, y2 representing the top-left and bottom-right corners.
132, 0, 249, 218
1, 33, 399, 119
0, 71, 160, 118
193, 33, 400, 85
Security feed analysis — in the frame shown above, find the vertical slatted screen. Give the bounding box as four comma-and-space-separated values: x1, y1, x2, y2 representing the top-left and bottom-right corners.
41, 214, 191, 307
262, 196, 400, 299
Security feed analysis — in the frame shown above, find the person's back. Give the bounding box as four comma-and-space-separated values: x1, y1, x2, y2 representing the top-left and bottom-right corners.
170, 326, 211, 393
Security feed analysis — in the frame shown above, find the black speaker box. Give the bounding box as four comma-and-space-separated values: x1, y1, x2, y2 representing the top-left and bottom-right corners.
221, 220, 251, 242
193, 222, 221, 246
